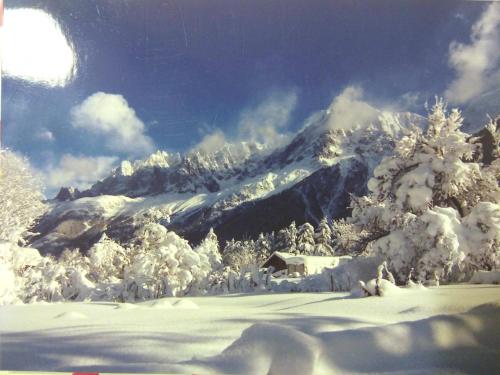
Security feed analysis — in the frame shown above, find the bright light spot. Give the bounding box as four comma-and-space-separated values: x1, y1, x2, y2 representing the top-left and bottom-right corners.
2, 8, 77, 87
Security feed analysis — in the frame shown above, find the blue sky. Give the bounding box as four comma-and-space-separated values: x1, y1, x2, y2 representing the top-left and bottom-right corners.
2, 1, 499, 194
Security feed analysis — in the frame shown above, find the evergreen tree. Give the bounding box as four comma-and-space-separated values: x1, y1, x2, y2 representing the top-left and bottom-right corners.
296, 222, 315, 255
195, 228, 222, 271
350, 100, 499, 283
274, 222, 297, 253
314, 218, 334, 255
288, 221, 298, 253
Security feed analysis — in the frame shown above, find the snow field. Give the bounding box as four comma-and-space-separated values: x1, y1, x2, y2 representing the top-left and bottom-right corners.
1, 284, 499, 374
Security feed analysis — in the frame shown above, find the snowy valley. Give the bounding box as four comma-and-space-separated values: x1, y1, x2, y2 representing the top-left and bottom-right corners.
1, 98, 499, 374
31, 109, 423, 254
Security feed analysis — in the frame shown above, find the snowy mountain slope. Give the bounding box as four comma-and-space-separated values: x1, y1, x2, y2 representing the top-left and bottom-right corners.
31, 109, 425, 254
169, 157, 370, 244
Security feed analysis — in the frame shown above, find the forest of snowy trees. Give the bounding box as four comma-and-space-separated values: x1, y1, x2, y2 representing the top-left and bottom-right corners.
0, 101, 499, 304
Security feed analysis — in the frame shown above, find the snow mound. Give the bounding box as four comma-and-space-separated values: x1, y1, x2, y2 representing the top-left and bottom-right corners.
149, 299, 173, 309
468, 301, 500, 315
204, 323, 321, 375
53, 311, 88, 319
357, 278, 402, 297
328, 256, 380, 291
173, 299, 199, 309
196, 301, 500, 374
114, 303, 137, 310
470, 270, 500, 284
407, 280, 428, 290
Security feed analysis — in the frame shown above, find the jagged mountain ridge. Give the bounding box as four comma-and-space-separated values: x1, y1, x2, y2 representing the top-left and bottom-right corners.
31, 109, 425, 254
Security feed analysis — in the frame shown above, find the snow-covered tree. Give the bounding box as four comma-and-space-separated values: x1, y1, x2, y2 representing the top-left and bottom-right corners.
314, 218, 334, 255
350, 100, 500, 283
267, 231, 277, 253
0, 150, 46, 243
255, 232, 272, 263
273, 222, 297, 253
287, 221, 298, 253
366, 100, 496, 216
331, 218, 368, 255
296, 222, 315, 255
88, 234, 128, 283
0, 150, 47, 304
189, 228, 225, 294
58, 248, 94, 301
222, 239, 256, 271
0, 242, 42, 304
21, 255, 65, 302
124, 223, 213, 299
195, 228, 222, 271
20, 248, 94, 303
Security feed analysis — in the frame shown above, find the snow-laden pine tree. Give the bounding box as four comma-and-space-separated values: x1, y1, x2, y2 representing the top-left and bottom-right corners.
273, 222, 297, 253
194, 228, 222, 271
296, 222, 315, 255
314, 218, 334, 255
191, 228, 225, 294
350, 100, 499, 283
288, 221, 298, 253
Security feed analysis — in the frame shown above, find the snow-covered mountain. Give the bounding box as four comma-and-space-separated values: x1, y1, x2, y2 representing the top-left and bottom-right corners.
31, 109, 425, 254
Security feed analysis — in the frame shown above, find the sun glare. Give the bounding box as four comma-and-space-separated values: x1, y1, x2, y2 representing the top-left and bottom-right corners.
2, 8, 77, 87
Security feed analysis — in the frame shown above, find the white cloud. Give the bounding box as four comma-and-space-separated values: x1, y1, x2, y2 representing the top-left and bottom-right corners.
3, 8, 77, 87
398, 92, 421, 112
44, 154, 118, 191
194, 129, 227, 154
192, 91, 297, 154
71, 92, 155, 156
238, 91, 298, 146
36, 128, 55, 142
445, 3, 500, 104
326, 86, 378, 130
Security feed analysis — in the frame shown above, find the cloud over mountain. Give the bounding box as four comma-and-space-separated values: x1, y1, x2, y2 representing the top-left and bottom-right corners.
44, 154, 118, 191
326, 86, 378, 130
193, 91, 297, 154
71, 92, 155, 156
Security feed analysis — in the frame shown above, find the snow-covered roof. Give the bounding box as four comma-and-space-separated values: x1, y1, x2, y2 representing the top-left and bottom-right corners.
270, 251, 299, 261
286, 255, 338, 268
265, 251, 352, 268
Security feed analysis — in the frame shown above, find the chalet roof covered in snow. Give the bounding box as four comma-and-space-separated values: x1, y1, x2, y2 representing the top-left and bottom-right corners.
262, 251, 352, 274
